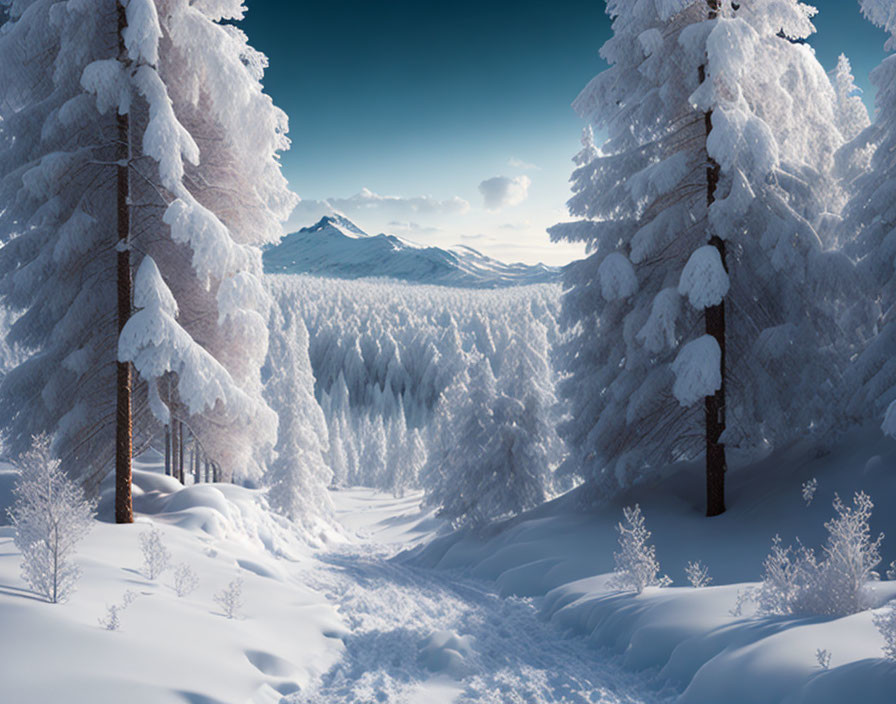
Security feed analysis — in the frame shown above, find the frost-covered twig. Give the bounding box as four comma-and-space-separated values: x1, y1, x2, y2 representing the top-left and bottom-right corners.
874, 606, 896, 660
802, 478, 818, 506
685, 560, 712, 588
140, 527, 171, 580
214, 577, 243, 619
98, 590, 140, 631
173, 562, 199, 597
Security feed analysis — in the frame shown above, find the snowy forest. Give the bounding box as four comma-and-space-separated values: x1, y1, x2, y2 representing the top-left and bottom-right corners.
2, 0, 896, 703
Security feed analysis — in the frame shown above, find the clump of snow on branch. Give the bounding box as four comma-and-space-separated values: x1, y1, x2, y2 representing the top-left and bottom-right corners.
6, 435, 97, 603
598, 253, 638, 301
671, 335, 722, 407
611, 505, 671, 594
119, 257, 276, 449
678, 246, 729, 309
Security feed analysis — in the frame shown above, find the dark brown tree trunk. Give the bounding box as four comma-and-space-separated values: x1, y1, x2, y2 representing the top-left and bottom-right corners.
164, 424, 171, 476
702, 0, 727, 518
114, 0, 134, 525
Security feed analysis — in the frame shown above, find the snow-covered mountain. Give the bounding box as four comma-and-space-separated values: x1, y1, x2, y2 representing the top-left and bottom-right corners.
263, 215, 562, 287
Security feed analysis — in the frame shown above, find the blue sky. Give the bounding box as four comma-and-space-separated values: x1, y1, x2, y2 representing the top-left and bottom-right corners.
240, 1, 890, 265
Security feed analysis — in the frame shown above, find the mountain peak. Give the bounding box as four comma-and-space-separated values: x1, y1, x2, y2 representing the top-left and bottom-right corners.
266, 218, 562, 288
305, 214, 368, 238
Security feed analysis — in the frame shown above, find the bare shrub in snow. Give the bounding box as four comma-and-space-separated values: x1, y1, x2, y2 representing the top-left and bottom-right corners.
99, 604, 121, 632
7, 435, 96, 603
685, 560, 712, 588
802, 478, 818, 506
887, 561, 896, 581
744, 493, 883, 617
173, 563, 199, 598
873, 606, 896, 660
610, 505, 670, 594
815, 492, 883, 614
98, 590, 139, 632
140, 528, 171, 580
214, 578, 243, 619
816, 648, 832, 669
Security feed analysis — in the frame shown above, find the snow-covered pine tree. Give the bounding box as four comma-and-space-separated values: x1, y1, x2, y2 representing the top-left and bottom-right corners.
262, 305, 333, 530
830, 54, 872, 145
423, 357, 497, 526
843, 2, 896, 439
423, 350, 553, 527
0, 0, 290, 499
492, 318, 563, 500
550, 0, 848, 512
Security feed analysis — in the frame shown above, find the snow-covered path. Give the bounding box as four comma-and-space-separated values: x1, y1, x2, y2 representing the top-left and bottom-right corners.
290, 490, 670, 704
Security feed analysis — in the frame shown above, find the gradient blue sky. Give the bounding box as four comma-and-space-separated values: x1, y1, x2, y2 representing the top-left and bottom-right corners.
240, 1, 890, 265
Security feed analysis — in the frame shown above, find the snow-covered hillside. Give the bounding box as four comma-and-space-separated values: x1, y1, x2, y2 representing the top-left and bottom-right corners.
404, 426, 896, 704
263, 215, 561, 288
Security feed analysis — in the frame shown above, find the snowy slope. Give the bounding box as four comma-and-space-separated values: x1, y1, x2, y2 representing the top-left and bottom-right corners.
263, 215, 561, 288
0, 452, 347, 704
404, 426, 896, 703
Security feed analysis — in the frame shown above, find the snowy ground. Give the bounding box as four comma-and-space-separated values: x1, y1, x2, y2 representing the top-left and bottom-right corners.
4, 430, 896, 702
0, 453, 348, 704
407, 426, 896, 703
293, 488, 671, 704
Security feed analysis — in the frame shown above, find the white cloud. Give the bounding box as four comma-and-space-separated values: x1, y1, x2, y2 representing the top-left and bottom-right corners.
478, 175, 532, 211
285, 187, 470, 231
508, 157, 539, 170
387, 221, 443, 236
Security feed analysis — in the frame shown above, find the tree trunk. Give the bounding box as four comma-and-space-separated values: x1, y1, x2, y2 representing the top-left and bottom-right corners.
164, 424, 171, 476
114, 0, 134, 525
178, 421, 185, 483
702, 0, 727, 517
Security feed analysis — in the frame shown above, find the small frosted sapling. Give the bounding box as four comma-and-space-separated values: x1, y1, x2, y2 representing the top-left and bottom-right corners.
98, 590, 139, 631
685, 560, 712, 588
214, 577, 243, 619
7, 434, 97, 603
816, 648, 832, 670
173, 563, 199, 597
610, 504, 671, 594
140, 527, 171, 580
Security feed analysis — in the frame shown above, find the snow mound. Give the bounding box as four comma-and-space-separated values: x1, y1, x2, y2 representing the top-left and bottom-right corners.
263, 216, 561, 288
97, 452, 344, 556
405, 426, 896, 704
417, 630, 476, 678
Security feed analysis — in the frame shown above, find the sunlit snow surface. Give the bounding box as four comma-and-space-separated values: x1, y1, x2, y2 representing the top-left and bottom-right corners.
291, 489, 670, 704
